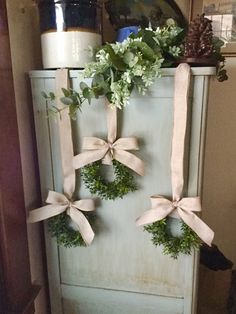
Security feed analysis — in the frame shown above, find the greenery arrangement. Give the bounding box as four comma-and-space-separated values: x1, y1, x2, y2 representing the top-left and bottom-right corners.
82, 24, 183, 109
81, 160, 138, 200
44, 22, 227, 118
144, 218, 201, 259
43, 24, 184, 117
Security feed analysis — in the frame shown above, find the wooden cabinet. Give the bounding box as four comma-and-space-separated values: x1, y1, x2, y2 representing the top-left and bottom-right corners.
30, 68, 214, 314
0, 1, 39, 312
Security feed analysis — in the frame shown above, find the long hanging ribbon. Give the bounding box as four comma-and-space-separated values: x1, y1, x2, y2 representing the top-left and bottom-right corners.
28, 69, 95, 246
136, 63, 214, 247
73, 100, 145, 176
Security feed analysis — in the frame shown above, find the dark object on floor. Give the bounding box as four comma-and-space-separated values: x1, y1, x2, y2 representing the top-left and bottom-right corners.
228, 270, 236, 314
197, 244, 233, 314
200, 243, 233, 270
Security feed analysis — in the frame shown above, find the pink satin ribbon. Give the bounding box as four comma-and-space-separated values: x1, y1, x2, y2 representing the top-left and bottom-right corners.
73, 101, 145, 176
27, 69, 95, 246
136, 63, 214, 246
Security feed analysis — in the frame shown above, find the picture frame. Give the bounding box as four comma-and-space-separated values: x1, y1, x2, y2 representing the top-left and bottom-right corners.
190, 0, 236, 56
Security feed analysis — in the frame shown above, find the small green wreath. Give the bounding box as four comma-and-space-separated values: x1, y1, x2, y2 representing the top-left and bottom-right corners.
81, 159, 138, 200
144, 218, 201, 259
48, 212, 94, 247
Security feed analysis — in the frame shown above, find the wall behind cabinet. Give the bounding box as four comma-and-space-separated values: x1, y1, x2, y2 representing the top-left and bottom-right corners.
202, 58, 236, 266
6, 0, 48, 313
191, 0, 236, 268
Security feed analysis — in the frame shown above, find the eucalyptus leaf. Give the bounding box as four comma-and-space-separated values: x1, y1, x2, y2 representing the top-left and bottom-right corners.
140, 29, 157, 49
60, 97, 74, 106
105, 45, 127, 71
49, 92, 55, 100
69, 104, 79, 120
212, 36, 224, 49
61, 88, 70, 97
92, 74, 105, 87
123, 51, 138, 68
130, 41, 155, 61
82, 87, 95, 104
41, 91, 48, 99
80, 82, 89, 91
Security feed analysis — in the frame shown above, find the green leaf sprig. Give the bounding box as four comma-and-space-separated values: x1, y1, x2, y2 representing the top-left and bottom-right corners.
43, 87, 86, 120
212, 36, 228, 82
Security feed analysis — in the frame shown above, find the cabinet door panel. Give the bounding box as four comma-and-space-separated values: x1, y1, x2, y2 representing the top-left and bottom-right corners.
30, 68, 214, 314
62, 285, 184, 314
59, 94, 186, 297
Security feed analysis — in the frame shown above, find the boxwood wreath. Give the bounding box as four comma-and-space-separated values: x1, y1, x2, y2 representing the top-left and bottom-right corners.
144, 218, 201, 259
46, 208, 96, 247
48, 213, 86, 247
81, 160, 138, 200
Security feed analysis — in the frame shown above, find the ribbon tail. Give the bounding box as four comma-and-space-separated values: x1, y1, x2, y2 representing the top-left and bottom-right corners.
114, 137, 139, 150
179, 210, 214, 246
73, 149, 108, 169
73, 199, 95, 212
56, 69, 76, 197
114, 150, 145, 176
69, 207, 95, 246
106, 102, 117, 143
27, 204, 67, 223
136, 206, 173, 226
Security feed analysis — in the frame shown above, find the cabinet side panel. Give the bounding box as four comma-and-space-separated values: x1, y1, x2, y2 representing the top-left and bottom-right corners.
31, 77, 63, 314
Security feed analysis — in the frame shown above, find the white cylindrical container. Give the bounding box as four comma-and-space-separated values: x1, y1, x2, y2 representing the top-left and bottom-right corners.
38, 0, 102, 69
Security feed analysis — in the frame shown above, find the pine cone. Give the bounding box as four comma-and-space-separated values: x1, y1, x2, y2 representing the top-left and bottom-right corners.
184, 13, 214, 59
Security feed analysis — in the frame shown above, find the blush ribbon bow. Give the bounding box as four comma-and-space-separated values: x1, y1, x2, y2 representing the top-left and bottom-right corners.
136, 195, 214, 246
73, 136, 144, 176
135, 63, 214, 247
27, 69, 96, 245
73, 102, 145, 176
28, 191, 95, 246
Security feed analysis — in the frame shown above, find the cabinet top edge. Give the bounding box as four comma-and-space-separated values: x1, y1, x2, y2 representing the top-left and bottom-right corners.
29, 67, 216, 78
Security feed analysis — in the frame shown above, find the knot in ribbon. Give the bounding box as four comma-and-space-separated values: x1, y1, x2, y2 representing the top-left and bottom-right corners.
108, 142, 114, 158
27, 191, 95, 246
136, 195, 214, 246
73, 103, 144, 176
73, 136, 145, 176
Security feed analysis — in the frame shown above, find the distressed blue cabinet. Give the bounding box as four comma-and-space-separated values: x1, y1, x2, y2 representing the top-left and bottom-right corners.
30, 68, 214, 314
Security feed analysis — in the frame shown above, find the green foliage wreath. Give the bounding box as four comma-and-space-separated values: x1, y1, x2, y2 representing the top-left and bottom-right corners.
144, 218, 201, 259
81, 160, 138, 200
48, 213, 85, 247
48, 212, 94, 247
